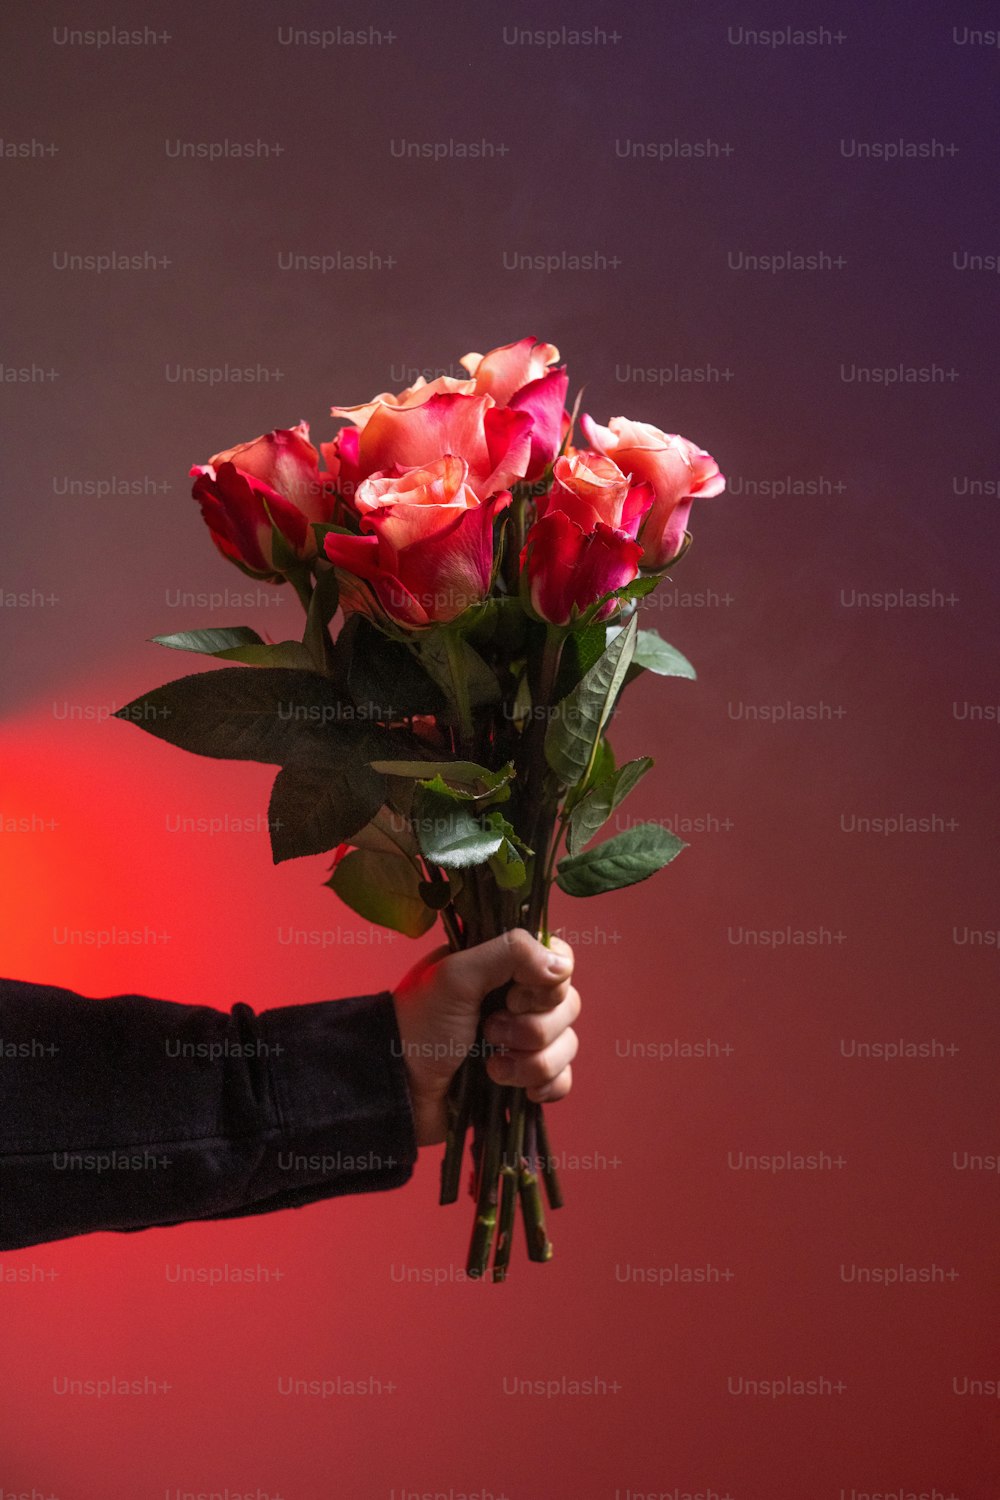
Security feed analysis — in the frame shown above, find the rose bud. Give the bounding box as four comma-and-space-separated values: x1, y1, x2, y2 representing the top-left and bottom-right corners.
520, 509, 644, 627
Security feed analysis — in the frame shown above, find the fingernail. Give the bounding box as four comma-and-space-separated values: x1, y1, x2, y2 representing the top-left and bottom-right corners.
547, 953, 571, 975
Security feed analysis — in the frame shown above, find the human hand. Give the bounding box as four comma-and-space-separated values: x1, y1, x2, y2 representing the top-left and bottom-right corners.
391, 930, 580, 1146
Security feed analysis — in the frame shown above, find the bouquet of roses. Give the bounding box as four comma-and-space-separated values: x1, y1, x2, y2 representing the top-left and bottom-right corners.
116, 336, 724, 1280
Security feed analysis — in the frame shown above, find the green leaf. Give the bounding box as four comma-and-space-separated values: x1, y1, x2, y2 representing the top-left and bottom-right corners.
564, 733, 617, 817
327, 848, 437, 938
418, 772, 510, 807
614, 572, 664, 602
216, 641, 317, 669
412, 786, 505, 868
560, 384, 584, 456
333, 615, 447, 718
567, 756, 654, 855
483, 810, 531, 854
349, 805, 420, 860
303, 562, 339, 671
151, 627, 265, 656
587, 735, 616, 788
544, 614, 637, 787
635, 630, 695, 680
415, 634, 501, 711
268, 751, 386, 863
417, 876, 454, 910
465, 595, 529, 654
556, 822, 686, 897
489, 840, 527, 890
610, 626, 696, 682
484, 812, 531, 890
114, 667, 357, 765
552, 619, 609, 701
368, 760, 515, 798
585, 572, 663, 620
268, 516, 305, 577
151, 624, 317, 666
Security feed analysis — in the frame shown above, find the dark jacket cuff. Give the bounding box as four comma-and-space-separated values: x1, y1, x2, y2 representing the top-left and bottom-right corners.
225, 988, 421, 1214
0, 979, 419, 1251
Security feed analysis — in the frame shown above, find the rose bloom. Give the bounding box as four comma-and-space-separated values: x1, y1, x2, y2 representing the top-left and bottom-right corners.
581, 415, 725, 569
520, 452, 653, 627
323, 454, 511, 628
459, 336, 568, 481
460, 337, 559, 405
323, 336, 568, 500
541, 450, 653, 538
190, 421, 333, 580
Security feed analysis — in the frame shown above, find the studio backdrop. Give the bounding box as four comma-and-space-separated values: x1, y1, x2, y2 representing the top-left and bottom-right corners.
2, 2, 997, 1497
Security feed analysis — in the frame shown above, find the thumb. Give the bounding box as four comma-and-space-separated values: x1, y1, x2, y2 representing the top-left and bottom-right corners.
436, 929, 572, 1009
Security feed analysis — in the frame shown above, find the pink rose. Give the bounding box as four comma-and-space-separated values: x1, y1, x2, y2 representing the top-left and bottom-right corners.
323, 373, 472, 499
460, 337, 560, 404
461, 336, 569, 481
542, 451, 654, 539
581, 415, 725, 569
323, 455, 511, 628
324, 388, 533, 504
329, 373, 475, 434
323, 338, 569, 503
190, 421, 332, 579
322, 374, 476, 493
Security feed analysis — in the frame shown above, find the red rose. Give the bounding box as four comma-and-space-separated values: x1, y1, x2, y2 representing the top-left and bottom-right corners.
520, 510, 643, 627
323, 455, 511, 628
190, 421, 331, 580
518, 449, 651, 625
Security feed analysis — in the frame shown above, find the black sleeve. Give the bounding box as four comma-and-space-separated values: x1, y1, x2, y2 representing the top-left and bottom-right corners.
0, 976, 419, 1251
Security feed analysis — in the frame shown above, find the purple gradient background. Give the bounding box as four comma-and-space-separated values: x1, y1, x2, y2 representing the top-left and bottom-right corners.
2, 2, 999, 1497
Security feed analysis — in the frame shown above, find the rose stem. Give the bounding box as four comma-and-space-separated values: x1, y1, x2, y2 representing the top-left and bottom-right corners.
439, 1053, 473, 1205
468, 1083, 483, 1201
466, 1075, 506, 1277
533, 1100, 564, 1209
443, 626, 476, 753
437, 873, 471, 1205
491, 1086, 527, 1282
518, 1095, 553, 1262
494, 629, 565, 1269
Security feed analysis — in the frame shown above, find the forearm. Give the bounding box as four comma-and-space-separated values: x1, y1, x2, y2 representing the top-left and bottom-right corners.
0, 976, 419, 1251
